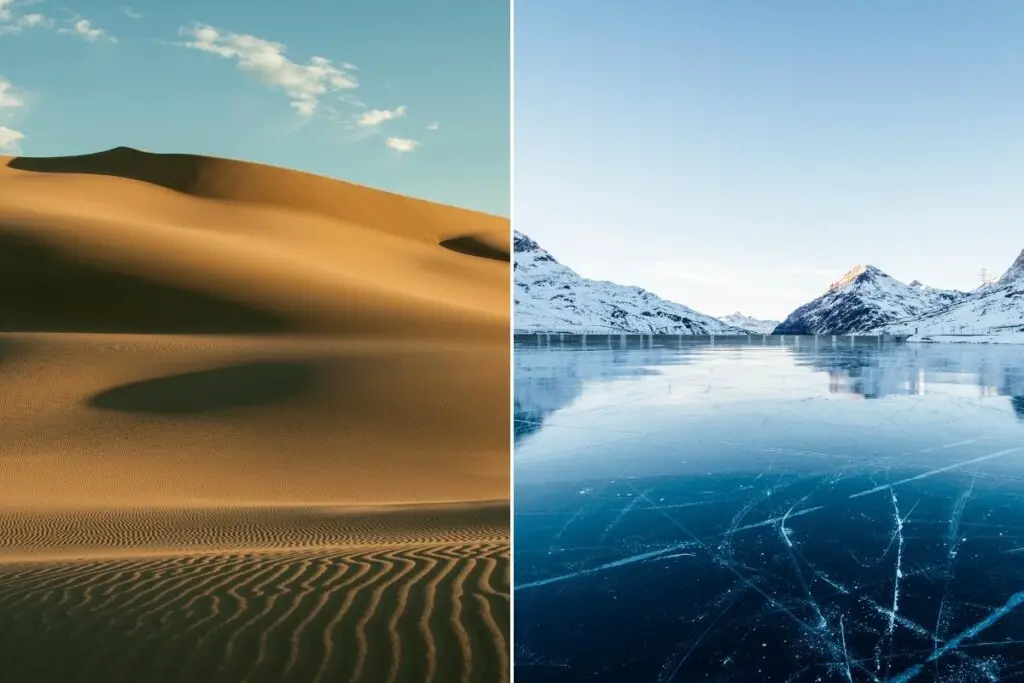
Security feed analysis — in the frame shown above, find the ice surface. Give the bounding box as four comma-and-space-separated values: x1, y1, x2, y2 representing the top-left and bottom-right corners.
514, 336, 1024, 682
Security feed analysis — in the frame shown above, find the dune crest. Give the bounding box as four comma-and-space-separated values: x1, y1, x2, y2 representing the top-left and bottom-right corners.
0, 149, 508, 340
4, 147, 507, 245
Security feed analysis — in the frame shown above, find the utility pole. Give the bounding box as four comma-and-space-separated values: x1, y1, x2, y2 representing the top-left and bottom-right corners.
979, 267, 989, 286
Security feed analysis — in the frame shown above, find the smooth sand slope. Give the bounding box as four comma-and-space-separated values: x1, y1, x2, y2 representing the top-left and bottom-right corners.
0, 148, 510, 683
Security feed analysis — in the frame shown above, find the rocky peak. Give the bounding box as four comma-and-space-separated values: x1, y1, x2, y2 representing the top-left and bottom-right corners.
513, 231, 558, 264
828, 264, 885, 292
513, 231, 540, 253
998, 248, 1024, 285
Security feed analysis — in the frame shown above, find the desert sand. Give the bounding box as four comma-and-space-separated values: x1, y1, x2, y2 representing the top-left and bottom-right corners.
0, 147, 509, 683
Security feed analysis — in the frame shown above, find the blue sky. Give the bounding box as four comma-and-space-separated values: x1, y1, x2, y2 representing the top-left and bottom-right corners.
516, 1, 1024, 320
0, 0, 509, 215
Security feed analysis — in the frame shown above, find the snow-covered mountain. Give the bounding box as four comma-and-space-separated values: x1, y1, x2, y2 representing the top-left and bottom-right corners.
514, 231, 744, 334
774, 265, 965, 335
874, 249, 1024, 337
717, 312, 781, 335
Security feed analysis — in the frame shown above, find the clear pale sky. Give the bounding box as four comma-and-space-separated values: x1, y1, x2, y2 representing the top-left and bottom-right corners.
0, 0, 509, 215
515, 1, 1024, 320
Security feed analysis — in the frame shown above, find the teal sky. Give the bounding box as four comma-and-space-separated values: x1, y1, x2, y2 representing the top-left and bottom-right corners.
516, 1, 1024, 320
0, 0, 509, 215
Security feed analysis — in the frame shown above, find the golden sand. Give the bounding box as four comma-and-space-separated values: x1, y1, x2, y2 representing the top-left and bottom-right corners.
0, 148, 509, 683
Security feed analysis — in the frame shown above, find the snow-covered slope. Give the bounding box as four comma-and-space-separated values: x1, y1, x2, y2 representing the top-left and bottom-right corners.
774, 265, 965, 335
514, 231, 744, 334
999, 249, 1024, 286
717, 312, 781, 335
874, 249, 1024, 338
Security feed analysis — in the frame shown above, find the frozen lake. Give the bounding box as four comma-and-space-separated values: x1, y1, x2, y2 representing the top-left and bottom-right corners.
514, 335, 1024, 682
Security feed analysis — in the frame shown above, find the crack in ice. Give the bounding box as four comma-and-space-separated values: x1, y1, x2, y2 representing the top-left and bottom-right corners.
849, 446, 1024, 499
935, 479, 975, 657
598, 492, 647, 544
887, 489, 914, 638
907, 437, 987, 455
730, 506, 824, 536
840, 615, 854, 683
885, 591, 1024, 683
515, 542, 699, 592
780, 496, 812, 548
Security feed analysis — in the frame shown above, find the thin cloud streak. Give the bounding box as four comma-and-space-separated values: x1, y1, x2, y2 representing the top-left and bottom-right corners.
176, 23, 358, 117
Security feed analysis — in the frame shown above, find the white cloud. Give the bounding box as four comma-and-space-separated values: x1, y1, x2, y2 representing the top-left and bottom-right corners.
123, 7, 141, 19
386, 136, 418, 153
426, 121, 439, 131
58, 19, 116, 43
0, 2, 119, 43
0, 124, 24, 151
0, 0, 53, 34
0, 77, 27, 150
357, 104, 406, 127
1, 3, 112, 41
19, 12, 50, 27
176, 23, 358, 117
0, 77, 23, 110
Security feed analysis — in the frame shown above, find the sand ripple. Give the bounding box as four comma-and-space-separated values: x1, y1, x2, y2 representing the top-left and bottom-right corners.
0, 502, 508, 560
0, 504, 509, 683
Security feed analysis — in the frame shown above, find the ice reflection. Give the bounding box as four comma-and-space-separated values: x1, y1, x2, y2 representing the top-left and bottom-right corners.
514, 337, 1024, 682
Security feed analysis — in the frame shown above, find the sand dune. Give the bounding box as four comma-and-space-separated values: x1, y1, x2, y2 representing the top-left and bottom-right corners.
0, 148, 507, 338
0, 148, 510, 682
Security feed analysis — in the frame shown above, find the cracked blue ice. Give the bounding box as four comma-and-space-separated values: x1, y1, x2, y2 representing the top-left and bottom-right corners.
514, 336, 1024, 682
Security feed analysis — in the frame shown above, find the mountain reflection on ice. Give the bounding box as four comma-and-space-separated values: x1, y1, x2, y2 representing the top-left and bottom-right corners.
514, 335, 1024, 683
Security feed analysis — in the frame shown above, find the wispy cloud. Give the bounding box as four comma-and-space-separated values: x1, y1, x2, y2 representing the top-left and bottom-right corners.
176, 23, 358, 117
0, 124, 24, 151
0, 75, 25, 151
1, 2, 113, 41
357, 104, 406, 127
172, 22, 429, 155
426, 121, 439, 131
19, 12, 51, 28
58, 18, 116, 43
0, 76, 23, 110
0, 0, 52, 34
123, 6, 141, 19
386, 136, 418, 153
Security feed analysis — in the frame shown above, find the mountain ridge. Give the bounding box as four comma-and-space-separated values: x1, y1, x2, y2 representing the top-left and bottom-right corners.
514, 231, 744, 334
873, 249, 1024, 336
717, 312, 781, 335
514, 232, 1024, 340
774, 264, 965, 335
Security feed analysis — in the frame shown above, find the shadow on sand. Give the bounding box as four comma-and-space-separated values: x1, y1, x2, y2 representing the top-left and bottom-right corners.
440, 235, 510, 262
87, 361, 319, 414
0, 231, 292, 334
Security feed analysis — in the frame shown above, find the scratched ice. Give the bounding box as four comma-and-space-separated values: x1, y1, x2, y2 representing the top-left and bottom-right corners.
513, 335, 1024, 682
